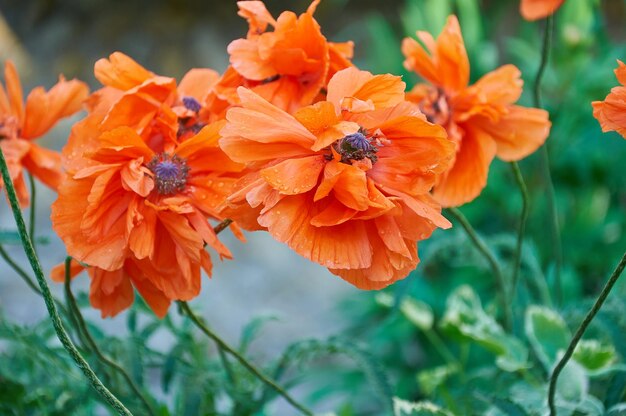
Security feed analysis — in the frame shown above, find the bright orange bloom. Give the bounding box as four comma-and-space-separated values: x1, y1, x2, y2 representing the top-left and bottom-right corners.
402, 16, 551, 207
214, 0, 354, 114
520, 0, 565, 21
0, 61, 88, 206
51, 53, 245, 318
592, 60, 626, 139
220, 67, 454, 289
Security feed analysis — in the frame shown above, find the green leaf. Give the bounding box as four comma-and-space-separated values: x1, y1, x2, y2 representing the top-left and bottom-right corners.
400, 298, 434, 331
573, 339, 616, 373
393, 398, 454, 416
488, 397, 528, 416
524, 306, 571, 370
440, 285, 529, 371
556, 359, 589, 404
416, 364, 458, 395
608, 404, 626, 416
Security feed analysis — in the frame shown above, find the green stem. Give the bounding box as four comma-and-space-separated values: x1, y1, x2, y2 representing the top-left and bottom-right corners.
27, 172, 36, 252
0, 243, 70, 317
178, 301, 314, 416
0, 146, 133, 416
64, 257, 156, 416
424, 328, 461, 370
214, 218, 233, 235
534, 15, 562, 305
447, 207, 511, 330
509, 162, 529, 309
548, 251, 626, 415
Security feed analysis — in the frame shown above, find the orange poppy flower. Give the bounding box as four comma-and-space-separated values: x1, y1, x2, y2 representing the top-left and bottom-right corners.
214, 0, 354, 114
520, 0, 565, 21
0, 61, 88, 206
51, 54, 245, 317
592, 60, 626, 139
402, 16, 551, 207
220, 67, 454, 289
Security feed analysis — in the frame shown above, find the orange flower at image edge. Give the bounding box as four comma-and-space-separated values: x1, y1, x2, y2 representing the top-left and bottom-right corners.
221, 67, 455, 289
0, 61, 88, 206
520, 0, 566, 21
51, 54, 245, 318
593, 60, 626, 139
402, 16, 551, 207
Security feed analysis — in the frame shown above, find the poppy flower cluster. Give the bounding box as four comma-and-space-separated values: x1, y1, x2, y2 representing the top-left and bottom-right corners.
7, 0, 607, 319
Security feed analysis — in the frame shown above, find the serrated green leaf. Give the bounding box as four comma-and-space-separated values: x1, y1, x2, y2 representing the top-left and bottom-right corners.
608, 403, 626, 416
556, 359, 589, 404
573, 339, 616, 373
525, 306, 571, 370
400, 298, 434, 331
440, 285, 528, 372
393, 398, 454, 416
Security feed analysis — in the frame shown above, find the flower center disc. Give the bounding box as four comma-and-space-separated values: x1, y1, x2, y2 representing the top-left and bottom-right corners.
336, 131, 379, 164
147, 153, 189, 195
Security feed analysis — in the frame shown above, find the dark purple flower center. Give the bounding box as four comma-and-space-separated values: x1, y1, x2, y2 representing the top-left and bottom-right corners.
182, 96, 202, 113
336, 130, 379, 164
147, 153, 189, 195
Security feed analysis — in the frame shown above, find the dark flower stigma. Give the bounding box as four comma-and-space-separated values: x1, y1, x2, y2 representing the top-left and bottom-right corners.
182, 96, 202, 113
336, 131, 378, 164
147, 153, 190, 195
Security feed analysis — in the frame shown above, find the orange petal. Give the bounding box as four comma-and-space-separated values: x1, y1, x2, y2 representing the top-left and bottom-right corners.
475, 106, 551, 161
120, 159, 154, 197
4, 61, 24, 124
178, 68, 220, 101
520, 0, 566, 21
465, 64, 523, 108
89, 267, 134, 318
50, 258, 86, 283
125, 260, 171, 318
21, 144, 63, 191
433, 125, 497, 207
260, 155, 325, 195
94, 52, 154, 91
237, 1, 277, 35
157, 210, 204, 263
257, 193, 372, 269
228, 38, 278, 81
327, 67, 405, 112
21, 78, 89, 139
127, 198, 157, 260
402, 16, 469, 93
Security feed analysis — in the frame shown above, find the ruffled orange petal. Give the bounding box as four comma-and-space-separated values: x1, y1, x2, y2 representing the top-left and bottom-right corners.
178, 68, 220, 102
21, 144, 63, 190
592, 61, 626, 139
433, 126, 497, 207
50, 258, 85, 283
237, 1, 277, 35
125, 260, 171, 318
473, 106, 551, 161
261, 155, 326, 195
520, 0, 566, 21
21, 78, 89, 139
89, 268, 134, 318
326, 67, 405, 113
4, 61, 24, 124
94, 52, 154, 91
257, 193, 373, 269
402, 15, 469, 93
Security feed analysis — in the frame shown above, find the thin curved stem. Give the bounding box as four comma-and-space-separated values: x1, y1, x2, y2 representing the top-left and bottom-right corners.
27, 172, 36, 252
0, 147, 133, 416
548, 251, 626, 415
178, 301, 314, 416
509, 162, 529, 308
213, 218, 233, 235
0, 243, 70, 318
64, 257, 156, 416
534, 15, 562, 305
447, 207, 511, 330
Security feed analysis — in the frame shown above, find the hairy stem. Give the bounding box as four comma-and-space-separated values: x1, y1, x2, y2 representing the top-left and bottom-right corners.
0, 147, 133, 416
178, 301, 314, 416
534, 15, 562, 305
509, 162, 529, 309
548, 251, 626, 415
447, 207, 511, 330
64, 257, 156, 416
27, 173, 36, 252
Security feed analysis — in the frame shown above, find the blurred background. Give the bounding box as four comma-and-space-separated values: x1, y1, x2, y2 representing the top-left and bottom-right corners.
0, 0, 625, 414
